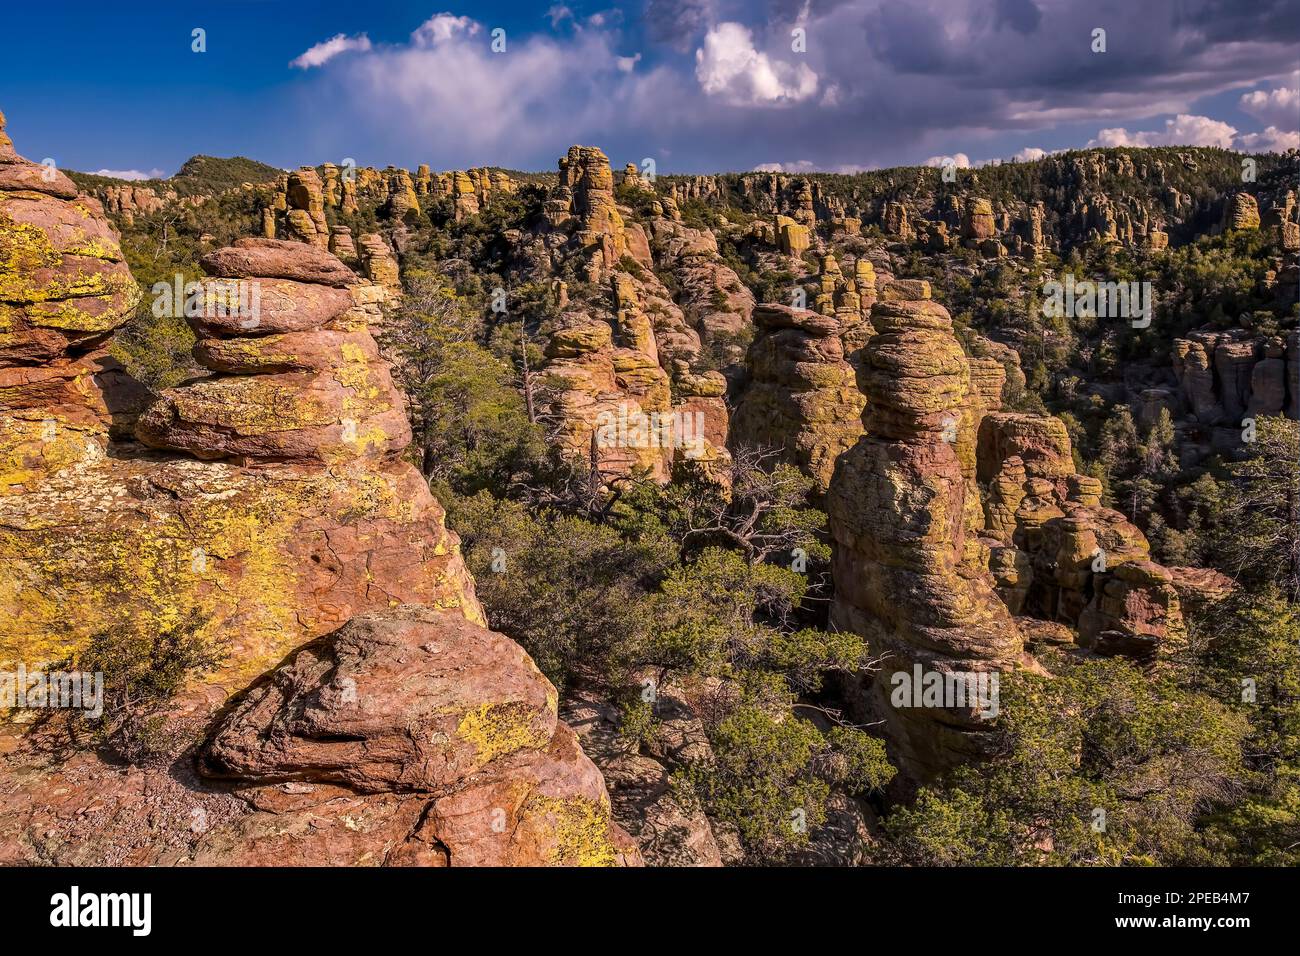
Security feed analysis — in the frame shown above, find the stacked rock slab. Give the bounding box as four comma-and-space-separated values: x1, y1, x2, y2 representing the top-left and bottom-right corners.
0, 108, 143, 493
0, 119, 633, 864
284, 168, 329, 248
541, 303, 674, 482
554, 146, 625, 280
731, 303, 864, 493
357, 232, 401, 296
136, 239, 410, 465
827, 280, 1023, 783
976, 412, 1188, 664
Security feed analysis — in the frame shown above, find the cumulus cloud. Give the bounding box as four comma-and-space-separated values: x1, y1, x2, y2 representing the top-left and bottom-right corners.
289, 33, 372, 69
410, 13, 479, 46
1238, 75, 1299, 130
694, 22, 818, 107
92, 168, 165, 181
332, 11, 666, 166
280, 1, 1300, 172
752, 160, 817, 172
923, 152, 971, 168
1009, 147, 1048, 161
1236, 127, 1300, 152
1088, 114, 1238, 149
644, 0, 714, 52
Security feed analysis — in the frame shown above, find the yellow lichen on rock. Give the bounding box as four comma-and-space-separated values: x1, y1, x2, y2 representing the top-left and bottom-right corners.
457, 700, 556, 766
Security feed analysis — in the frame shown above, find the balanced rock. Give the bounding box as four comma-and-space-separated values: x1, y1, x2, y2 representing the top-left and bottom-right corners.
961, 197, 996, 240
136, 243, 410, 464
827, 281, 1023, 783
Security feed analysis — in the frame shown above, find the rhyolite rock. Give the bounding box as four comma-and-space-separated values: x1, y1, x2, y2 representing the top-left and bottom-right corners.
827, 280, 1023, 783
0, 113, 631, 867
731, 303, 864, 493
1, 110, 143, 493
136, 243, 409, 465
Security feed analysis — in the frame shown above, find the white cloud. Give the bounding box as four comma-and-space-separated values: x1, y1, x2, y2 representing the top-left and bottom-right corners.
1238, 75, 1299, 130
92, 168, 165, 181
617, 53, 642, 72
1088, 114, 1238, 148
289, 33, 372, 69
923, 152, 971, 168
410, 13, 479, 47
340, 13, 654, 162
1010, 147, 1047, 162
547, 5, 574, 28
752, 160, 817, 172
695, 22, 818, 107
1236, 127, 1300, 152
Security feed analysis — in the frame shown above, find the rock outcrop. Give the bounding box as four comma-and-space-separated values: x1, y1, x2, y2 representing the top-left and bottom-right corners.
136, 239, 410, 465
731, 303, 864, 492
975, 412, 1190, 664
827, 280, 1024, 782
553, 146, 626, 280
1224, 192, 1260, 231
1172, 330, 1296, 430
193, 606, 638, 866
1, 107, 143, 492
0, 114, 632, 866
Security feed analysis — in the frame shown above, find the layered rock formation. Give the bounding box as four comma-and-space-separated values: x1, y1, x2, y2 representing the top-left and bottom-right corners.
827, 280, 1024, 782
283, 168, 329, 248
1172, 330, 1297, 428
731, 303, 864, 492
0, 115, 632, 866
137, 239, 410, 464
551, 146, 626, 280
1, 107, 143, 493
540, 290, 677, 482
976, 412, 1193, 664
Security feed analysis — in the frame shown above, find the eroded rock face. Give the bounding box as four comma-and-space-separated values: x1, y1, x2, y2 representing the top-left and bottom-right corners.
1224, 192, 1260, 231
1172, 330, 1297, 431
0, 116, 631, 867
0, 608, 639, 867
196, 607, 638, 866
975, 412, 1190, 663
827, 280, 1024, 783
541, 309, 676, 481
1, 108, 143, 492
555, 146, 625, 280
731, 303, 864, 492
136, 243, 410, 465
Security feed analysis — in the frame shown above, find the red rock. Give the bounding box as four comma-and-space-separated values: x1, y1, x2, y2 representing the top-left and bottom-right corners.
201, 238, 358, 288
201, 608, 559, 793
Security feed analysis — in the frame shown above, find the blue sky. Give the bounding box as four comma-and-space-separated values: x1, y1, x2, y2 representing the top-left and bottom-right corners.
1, 0, 1296, 179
